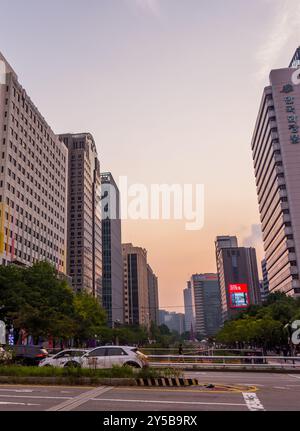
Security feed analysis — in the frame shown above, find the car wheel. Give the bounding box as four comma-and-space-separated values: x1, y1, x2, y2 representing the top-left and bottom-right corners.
124, 362, 141, 369
64, 361, 81, 368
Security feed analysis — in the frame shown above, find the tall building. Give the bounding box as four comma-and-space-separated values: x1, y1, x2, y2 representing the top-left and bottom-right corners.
159, 310, 185, 335
59, 133, 102, 299
0, 52, 68, 270
252, 47, 300, 296
183, 281, 196, 333
101, 172, 124, 326
147, 264, 159, 325
215, 236, 238, 251
215, 236, 261, 322
261, 258, 270, 302
190, 274, 222, 337
122, 243, 150, 327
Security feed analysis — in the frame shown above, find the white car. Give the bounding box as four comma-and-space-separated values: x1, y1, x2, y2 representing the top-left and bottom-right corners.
39, 349, 88, 368
80, 346, 149, 369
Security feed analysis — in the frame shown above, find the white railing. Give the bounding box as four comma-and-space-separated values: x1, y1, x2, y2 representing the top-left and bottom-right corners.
148, 355, 300, 369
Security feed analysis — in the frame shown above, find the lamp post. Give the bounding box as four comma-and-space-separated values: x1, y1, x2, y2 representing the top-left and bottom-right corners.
0, 321, 6, 346
0, 306, 6, 345
113, 320, 121, 346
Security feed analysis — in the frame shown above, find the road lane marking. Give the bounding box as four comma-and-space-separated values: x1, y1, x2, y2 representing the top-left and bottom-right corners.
47, 386, 113, 411
0, 395, 72, 400
91, 398, 246, 408
288, 374, 300, 380
0, 389, 33, 393
241, 384, 264, 387
185, 373, 280, 377
0, 384, 95, 391
0, 402, 39, 406
243, 393, 265, 411
108, 386, 257, 394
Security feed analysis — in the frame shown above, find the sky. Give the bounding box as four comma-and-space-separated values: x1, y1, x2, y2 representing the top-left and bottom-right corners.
1, 0, 300, 312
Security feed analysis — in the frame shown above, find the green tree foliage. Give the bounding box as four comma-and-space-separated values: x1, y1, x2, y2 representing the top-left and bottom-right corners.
216, 293, 300, 350
0, 262, 106, 344
73, 292, 107, 343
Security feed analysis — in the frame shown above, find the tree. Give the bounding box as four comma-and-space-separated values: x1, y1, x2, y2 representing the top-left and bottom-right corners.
216, 316, 284, 350
158, 324, 171, 335
73, 292, 107, 344
0, 262, 76, 342
216, 291, 300, 351
0, 262, 113, 346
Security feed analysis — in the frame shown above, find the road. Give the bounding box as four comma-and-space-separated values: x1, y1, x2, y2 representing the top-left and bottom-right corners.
0, 372, 300, 411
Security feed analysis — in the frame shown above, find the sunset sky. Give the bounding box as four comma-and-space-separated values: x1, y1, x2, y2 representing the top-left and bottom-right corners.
1, 0, 300, 311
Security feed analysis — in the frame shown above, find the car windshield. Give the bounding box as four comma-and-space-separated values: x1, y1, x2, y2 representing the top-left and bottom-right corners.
54, 350, 87, 358
76, 351, 87, 357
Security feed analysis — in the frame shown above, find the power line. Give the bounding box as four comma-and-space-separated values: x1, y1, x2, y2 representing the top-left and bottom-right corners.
108, 305, 188, 310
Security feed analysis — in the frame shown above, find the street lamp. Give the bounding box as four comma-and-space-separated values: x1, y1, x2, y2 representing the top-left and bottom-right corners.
0, 320, 6, 346
113, 320, 121, 346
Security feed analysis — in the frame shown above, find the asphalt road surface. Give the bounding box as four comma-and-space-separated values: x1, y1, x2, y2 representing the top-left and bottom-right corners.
0, 372, 300, 411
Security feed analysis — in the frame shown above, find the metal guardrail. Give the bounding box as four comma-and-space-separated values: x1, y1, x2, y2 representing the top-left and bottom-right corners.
148, 355, 300, 369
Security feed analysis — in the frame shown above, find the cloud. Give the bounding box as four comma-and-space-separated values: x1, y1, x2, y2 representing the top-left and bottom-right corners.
126, 0, 161, 17
256, 0, 300, 80
242, 224, 263, 248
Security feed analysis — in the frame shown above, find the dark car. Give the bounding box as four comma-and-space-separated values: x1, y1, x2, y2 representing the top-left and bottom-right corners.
12, 345, 49, 366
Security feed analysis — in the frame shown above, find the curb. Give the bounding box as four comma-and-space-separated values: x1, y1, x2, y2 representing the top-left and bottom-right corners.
0, 376, 137, 386
0, 376, 197, 387
136, 377, 198, 387
181, 367, 300, 374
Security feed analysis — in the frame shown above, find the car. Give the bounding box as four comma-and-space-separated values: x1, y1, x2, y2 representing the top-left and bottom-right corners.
39, 349, 89, 368
80, 346, 149, 369
12, 345, 49, 366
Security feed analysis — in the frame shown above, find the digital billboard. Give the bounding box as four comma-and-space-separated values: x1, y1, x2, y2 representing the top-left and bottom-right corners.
229, 284, 249, 309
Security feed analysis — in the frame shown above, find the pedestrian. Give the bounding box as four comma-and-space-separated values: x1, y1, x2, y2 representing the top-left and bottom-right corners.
178, 344, 183, 356
282, 346, 288, 363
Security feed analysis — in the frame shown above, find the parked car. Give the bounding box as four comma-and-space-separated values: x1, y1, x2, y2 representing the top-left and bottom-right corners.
39, 349, 89, 368
80, 346, 149, 369
12, 345, 49, 366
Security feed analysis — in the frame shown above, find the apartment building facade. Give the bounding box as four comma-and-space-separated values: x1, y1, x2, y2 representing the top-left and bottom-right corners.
122, 243, 150, 327
0, 52, 68, 270
60, 133, 102, 298
147, 264, 159, 326
215, 236, 261, 322
183, 281, 196, 333
252, 48, 300, 296
101, 172, 124, 326
190, 273, 222, 337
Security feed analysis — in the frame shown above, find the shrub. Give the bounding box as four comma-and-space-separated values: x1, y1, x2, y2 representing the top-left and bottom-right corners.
0, 365, 183, 380
0, 348, 13, 365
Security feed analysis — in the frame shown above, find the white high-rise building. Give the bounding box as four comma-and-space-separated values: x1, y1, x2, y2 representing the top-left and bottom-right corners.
252, 48, 300, 296
0, 52, 68, 271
